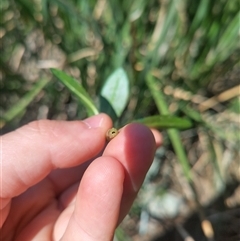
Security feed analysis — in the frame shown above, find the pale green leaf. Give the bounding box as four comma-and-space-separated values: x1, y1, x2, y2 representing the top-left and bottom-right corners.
101, 68, 129, 117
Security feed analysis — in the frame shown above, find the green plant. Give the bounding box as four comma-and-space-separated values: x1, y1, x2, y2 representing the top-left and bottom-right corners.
1, 0, 239, 239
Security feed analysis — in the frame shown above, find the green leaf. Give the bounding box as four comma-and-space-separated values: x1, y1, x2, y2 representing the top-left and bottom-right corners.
51, 68, 99, 116
99, 96, 118, 122
101, 68, 129, 117
0, 78, 49, 127
133, 115, 193, 129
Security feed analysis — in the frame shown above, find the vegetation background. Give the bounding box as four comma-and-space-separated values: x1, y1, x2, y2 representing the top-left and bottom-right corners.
1, 0, 239, 240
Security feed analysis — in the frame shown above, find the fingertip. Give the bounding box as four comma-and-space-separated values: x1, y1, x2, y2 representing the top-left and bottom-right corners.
104, 123, 156, 190
121, 122, 156, 159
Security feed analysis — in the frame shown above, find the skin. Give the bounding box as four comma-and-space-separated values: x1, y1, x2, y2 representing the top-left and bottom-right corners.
0, 114, 162, 241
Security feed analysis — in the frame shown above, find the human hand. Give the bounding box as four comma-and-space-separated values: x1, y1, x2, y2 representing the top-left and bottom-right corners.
1, 114, 161, 241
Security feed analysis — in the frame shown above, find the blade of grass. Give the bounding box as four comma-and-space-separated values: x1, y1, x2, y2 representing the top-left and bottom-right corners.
0, 78, 49, 128
51, 68, 99, 116
189, 0, 211, 34
148, 0, 178, 66
215, 12, 239, 60
146, 74, 192, 181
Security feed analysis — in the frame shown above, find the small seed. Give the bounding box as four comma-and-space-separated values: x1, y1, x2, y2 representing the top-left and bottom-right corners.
106, 128, 119, 141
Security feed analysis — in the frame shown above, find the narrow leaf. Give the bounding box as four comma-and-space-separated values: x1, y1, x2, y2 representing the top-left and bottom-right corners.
51, 68, 99, 116
133, 115, 193, 129
101, 68, 129, 117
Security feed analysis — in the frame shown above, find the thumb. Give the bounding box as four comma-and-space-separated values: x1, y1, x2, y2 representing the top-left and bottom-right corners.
1, 114, 112, 199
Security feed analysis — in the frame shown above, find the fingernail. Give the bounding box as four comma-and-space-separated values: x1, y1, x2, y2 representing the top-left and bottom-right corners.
83, 115, 104, 129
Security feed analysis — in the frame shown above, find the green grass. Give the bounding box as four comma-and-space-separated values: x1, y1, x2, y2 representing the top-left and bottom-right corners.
1, 0, 239, 239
